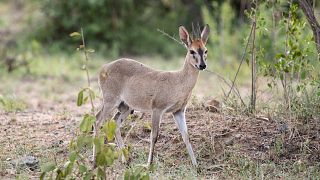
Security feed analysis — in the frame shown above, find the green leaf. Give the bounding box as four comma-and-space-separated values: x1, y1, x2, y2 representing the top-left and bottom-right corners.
78, 164, 87, 174
301, 70, 306, 80
77, 134, 93, 148
56, 168, 64, 179
96, 152, 106, 166
141, 173, 150, 180
276, 53, 286, 59
97, 167, 106, 179
40, 172, 46, 180
124, 170, 130, 180
122, 147, 129, 160
77, 90, 84, 106
80, 114, 89, 132
144, 122, 152, 131
80, 114, 96, 133
103, 120, 117, 141
41, 162, 56, 173
83, 172, 94, 180
280, 74, 284, 81
245, 57, 249, 66
93, 136, 104, 153
69, 152, 77, 162
63, 161, 74, 176
105, 155, 114, 166
70, 32, 81, 37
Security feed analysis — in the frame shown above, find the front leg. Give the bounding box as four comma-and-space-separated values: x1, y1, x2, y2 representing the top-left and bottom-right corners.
147, 109, 163, 166
173, 108, 198, 166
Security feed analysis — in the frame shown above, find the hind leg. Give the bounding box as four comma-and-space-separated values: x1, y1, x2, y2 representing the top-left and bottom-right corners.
93, 96, 118, 166
114, 102, 133, 150
114, 102, 135, 163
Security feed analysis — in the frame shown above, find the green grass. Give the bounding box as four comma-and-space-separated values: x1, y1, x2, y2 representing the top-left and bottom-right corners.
0, 95, 27, 113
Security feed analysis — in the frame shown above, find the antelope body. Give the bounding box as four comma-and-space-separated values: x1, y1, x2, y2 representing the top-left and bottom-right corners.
94, 25, 210, 166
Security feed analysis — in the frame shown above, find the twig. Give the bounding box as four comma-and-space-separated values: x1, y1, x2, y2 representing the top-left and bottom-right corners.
204, 69, 245, 106
250, 0, 258, 112
226, 20, 255, 100
124, 121, 137, 143
136, 135, 150, 143
80, 27, 95, 115
156, 28, 186, 48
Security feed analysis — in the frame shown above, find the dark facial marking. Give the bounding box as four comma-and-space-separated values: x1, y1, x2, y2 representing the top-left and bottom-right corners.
198, 48, 203, 56
193, 55, 198, 63
198, 48, 205, 65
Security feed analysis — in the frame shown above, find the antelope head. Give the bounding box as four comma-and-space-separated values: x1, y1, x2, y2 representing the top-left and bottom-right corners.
179, 24, 210, 70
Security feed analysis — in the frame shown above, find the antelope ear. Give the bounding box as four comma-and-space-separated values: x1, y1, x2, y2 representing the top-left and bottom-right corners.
179, 26, 191, 47
201, 24, 210, 44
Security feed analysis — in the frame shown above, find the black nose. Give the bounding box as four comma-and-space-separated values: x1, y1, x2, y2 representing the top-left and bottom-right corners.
199, 64, 206, 70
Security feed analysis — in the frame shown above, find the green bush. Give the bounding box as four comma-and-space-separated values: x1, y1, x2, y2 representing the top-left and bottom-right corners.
36, 0, 191, 57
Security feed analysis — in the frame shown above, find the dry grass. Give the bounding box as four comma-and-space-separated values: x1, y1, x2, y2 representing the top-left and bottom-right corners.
1, 75, 319, 179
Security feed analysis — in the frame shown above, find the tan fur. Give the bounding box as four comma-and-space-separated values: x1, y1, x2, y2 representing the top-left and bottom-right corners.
99, 57, 198, 113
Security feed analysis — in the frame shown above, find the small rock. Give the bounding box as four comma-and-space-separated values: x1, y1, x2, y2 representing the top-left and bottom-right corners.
234, 134, 241, 139
278, 121, 289, 133
224, 137, 234, 146
204, 99, 220, 113
12, 156, 39, 171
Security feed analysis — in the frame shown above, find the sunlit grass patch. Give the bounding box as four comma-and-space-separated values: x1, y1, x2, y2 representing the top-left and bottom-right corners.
0, 94, 27, 113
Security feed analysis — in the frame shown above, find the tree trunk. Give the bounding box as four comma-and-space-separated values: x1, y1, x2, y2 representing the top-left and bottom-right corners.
297, 0, 320, 59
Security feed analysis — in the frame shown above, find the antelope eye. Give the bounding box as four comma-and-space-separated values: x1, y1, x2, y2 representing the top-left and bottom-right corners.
204, 50, 208, 54
189, 50, 196, 54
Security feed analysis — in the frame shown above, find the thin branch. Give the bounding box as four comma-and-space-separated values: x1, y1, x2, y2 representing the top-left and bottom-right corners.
156, 28, 186, 48
124, 120, 137, 143
226, 21, 255, 99
81, 27, 95, 115
250, 0, 258, 112
204, 69, 245, 106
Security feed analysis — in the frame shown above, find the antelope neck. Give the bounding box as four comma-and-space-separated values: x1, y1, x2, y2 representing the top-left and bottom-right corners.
178, 54, 200, 88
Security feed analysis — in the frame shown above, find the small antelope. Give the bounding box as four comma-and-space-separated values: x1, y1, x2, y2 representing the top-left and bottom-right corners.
94, 24, 210, 166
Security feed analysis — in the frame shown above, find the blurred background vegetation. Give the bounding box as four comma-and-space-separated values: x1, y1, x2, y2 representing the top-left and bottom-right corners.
0, 0, 319, 98
0, 0, 319, 68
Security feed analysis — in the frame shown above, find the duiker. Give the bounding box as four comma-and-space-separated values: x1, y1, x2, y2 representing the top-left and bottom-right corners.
94, 25, 210, 166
